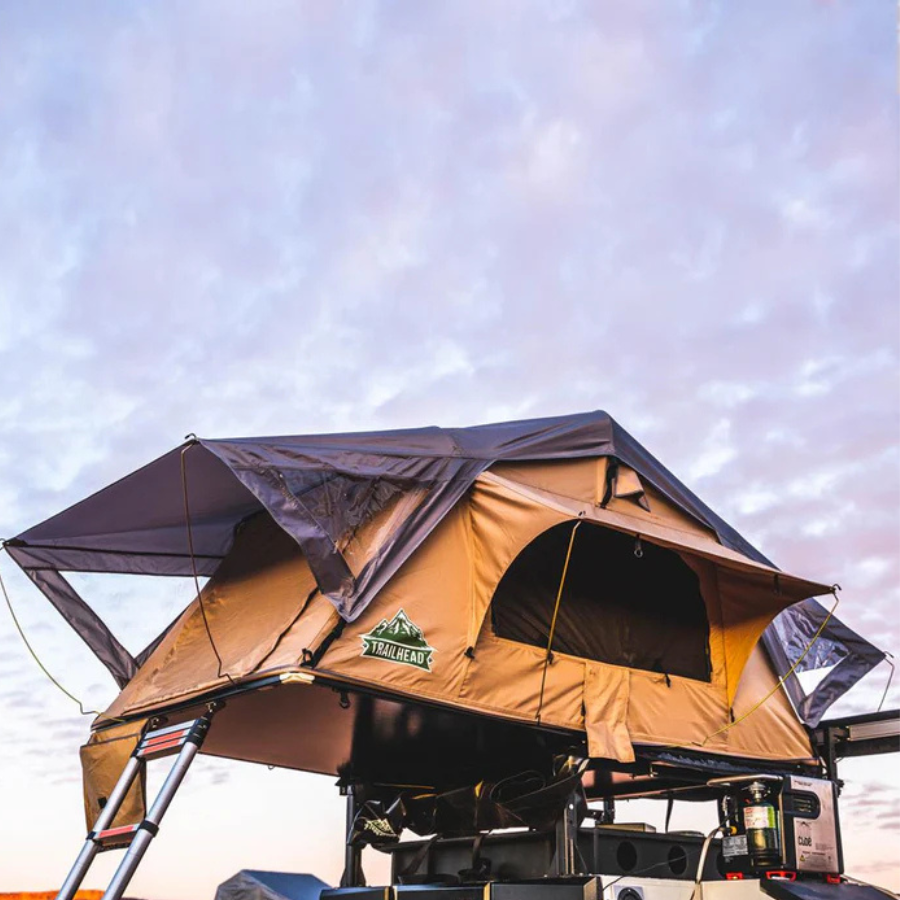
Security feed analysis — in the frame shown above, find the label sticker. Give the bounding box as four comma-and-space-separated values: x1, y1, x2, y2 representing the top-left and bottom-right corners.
723, 834, 748, 859
360, 609, 436, 672
788, 776, 839, 872
744, 805, 777, 830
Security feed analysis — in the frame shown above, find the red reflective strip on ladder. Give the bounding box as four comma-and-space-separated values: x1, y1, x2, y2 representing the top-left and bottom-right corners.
96, 824, 139, 842
142, 728, 190, 748
138, 729, 191, 755
138, 738, 186, 757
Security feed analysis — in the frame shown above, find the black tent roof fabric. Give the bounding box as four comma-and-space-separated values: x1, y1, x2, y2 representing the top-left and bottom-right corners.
4, 410, 885, 725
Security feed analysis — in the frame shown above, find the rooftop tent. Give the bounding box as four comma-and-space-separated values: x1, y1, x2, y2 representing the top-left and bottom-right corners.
6, 412, 885, 773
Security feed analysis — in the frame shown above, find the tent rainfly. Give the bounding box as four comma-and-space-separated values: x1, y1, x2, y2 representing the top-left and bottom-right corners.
5, 412, 886, 827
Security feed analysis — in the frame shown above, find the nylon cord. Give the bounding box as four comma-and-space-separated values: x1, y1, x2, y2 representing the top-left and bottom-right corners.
536, 519, 582, 724
699, 592, 840, 746
659, 590, 842, 754
0, 554, 124, 723
180, 443, 235, 684
602, 843, 707, 890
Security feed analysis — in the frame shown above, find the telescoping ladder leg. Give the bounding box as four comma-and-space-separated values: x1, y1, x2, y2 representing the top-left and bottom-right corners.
100, 714, 212, 900
55, 755, 145, 900
54, 705, 218, 900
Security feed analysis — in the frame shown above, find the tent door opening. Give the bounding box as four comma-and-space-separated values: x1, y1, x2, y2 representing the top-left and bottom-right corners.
490, 520, 713, 682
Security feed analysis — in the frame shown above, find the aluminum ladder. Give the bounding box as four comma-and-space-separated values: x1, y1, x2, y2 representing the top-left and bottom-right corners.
55, 704, 218, 900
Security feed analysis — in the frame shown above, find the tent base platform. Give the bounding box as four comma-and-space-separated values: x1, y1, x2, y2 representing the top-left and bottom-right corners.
90, 673, 823, 793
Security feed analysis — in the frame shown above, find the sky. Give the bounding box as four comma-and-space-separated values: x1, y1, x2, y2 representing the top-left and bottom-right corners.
0, 0, 897, 896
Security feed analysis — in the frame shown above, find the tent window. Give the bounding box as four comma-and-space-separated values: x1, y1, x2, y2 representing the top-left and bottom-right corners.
490, 522, 712, 681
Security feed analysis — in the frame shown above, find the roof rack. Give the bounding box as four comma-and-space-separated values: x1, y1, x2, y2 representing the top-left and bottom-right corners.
813, 708, 899, 780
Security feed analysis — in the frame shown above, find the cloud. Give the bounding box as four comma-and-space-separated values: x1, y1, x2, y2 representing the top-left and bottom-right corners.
0, 0, 896, 895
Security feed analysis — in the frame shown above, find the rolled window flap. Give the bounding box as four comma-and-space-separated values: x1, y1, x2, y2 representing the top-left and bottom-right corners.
584, 665, 635, 763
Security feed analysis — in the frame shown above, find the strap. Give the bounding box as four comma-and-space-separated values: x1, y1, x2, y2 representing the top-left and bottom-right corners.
536, 520, 582, 723
458, 832, 492, 881
600, 458, 619, 508
306, 618, 346, 667
399, 835, 438, 880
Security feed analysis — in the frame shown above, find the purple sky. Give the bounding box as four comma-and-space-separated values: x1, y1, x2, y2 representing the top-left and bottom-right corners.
0, 2, 897, 896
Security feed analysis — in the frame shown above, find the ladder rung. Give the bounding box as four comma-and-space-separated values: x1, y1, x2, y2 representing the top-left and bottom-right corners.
138, 733, 189, 758
137, 718, 206, 759
143, 718, 200, 741
93, 824, 140, 848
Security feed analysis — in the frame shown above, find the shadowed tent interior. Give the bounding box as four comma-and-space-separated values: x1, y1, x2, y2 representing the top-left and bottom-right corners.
491, 521, 712, 680
5, 412, 887, 832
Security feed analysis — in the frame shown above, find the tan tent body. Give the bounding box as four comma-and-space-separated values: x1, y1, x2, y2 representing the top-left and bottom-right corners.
98, 458, 823, 777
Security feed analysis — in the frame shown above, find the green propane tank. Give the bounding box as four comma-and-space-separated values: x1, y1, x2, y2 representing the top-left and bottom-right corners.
743, 780, 781, 869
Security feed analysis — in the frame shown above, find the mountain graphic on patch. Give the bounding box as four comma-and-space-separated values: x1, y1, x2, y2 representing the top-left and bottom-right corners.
360, 609, 435, 672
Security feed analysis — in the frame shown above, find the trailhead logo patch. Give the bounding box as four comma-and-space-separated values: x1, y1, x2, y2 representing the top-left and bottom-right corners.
360, 609, 435, 672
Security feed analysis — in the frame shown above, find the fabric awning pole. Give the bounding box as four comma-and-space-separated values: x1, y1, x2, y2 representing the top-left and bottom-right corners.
3, 546, 136, 687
